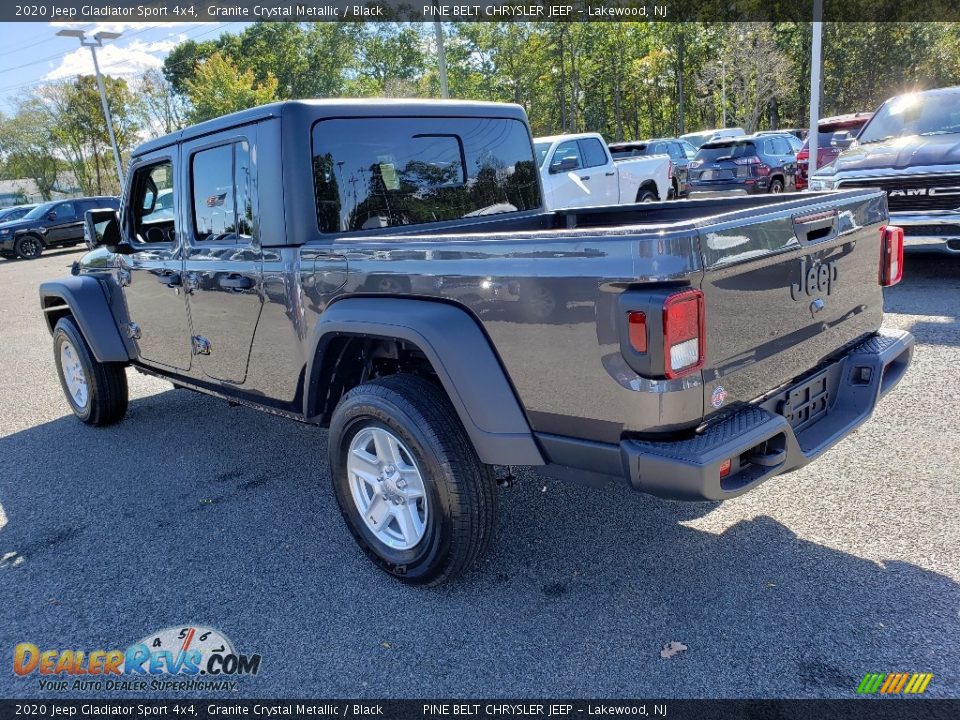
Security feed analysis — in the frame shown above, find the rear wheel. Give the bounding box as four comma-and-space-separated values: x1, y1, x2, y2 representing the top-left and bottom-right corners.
768, 178, 784, 194
329, 375, 497, 586
15, 234, 44, 260
636, 187, 658, 203
53, 317, 128, 426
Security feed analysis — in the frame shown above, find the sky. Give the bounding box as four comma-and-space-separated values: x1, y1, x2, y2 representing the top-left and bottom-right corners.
0, 21, 253, 115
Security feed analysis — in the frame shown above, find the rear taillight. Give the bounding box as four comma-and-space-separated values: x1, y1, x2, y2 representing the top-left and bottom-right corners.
879, 225, 904, 287
627, 311, 647, 353
733, 156, 761, 165
689, 160, 703, 169
663, 289, 706, 379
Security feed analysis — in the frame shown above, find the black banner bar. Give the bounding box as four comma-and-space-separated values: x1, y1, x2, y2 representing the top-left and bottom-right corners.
1, 700, 959, 720
3, 0, 960, 23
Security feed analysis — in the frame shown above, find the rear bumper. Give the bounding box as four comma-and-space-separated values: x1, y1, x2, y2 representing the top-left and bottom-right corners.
688, 181, 760, 197
891, 212, 960, 254
622, 328, 914, 500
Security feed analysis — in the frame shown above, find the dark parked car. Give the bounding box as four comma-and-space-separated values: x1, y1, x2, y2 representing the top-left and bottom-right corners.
0, 196, 119, 260
796, 112, 872, 190
0, 204, 36, 223
608, 137, 698, 198
688, 135, 798, 196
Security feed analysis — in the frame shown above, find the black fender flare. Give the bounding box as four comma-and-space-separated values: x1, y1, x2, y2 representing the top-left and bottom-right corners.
305, 298, 545, 466
39, 276, 134, 363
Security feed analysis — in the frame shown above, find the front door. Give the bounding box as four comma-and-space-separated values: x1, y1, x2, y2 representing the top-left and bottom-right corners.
44, 201, 82, 244
118, 152, 193, 371
181, 129, 263, 386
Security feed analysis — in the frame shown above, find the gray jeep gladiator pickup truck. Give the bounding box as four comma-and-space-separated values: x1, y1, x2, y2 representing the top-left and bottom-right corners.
39, 100, 914, 585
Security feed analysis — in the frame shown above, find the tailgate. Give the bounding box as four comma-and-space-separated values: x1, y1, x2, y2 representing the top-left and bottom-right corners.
698, 190, 888, 419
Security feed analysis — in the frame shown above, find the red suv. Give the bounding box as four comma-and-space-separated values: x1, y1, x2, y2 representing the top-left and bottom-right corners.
796, 112, 872, 190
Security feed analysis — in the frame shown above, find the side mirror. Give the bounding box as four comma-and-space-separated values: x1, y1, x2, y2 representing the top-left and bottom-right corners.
84, 208, 129, 254
550, 156, 579, 174
832, 137, 854, 150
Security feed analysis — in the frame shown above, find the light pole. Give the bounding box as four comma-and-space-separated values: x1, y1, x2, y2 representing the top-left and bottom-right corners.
434, 21, 449, 99
57, 29, 125, 188
718, 60, 726, 127
807, 0, 824, 176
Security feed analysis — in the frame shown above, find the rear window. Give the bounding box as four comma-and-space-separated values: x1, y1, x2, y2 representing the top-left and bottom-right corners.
695, 141, 757, 162
312, 117, 541, 233
610, 144, 648, 159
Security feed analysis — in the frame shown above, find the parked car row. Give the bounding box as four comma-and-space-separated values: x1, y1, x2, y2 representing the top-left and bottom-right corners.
0, 196, 119, 260
535, 125, 812, 210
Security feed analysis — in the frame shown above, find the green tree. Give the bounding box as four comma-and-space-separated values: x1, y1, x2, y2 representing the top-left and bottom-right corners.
0, 103, 60, 199
184, 52, 279, 124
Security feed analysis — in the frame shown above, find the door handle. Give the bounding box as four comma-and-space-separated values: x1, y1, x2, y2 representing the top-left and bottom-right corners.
219, 274, 255, 290
578, 175, 591, 181
157, 271, 181, 287
605, 171, 616, 176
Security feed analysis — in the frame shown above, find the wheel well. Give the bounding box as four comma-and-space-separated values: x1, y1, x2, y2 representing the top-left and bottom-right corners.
637, 181, 660, 200
41, 296, 73, 335
311, 334, 441, 426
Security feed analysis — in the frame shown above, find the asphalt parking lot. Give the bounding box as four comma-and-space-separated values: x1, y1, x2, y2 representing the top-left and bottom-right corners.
1, 247, 958, 700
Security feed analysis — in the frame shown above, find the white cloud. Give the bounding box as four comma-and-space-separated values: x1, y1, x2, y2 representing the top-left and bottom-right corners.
48, 21, 213, 35
43, 42, 166, 81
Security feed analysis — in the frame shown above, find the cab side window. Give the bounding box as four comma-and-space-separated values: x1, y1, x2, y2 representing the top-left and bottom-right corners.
52, 202, 76, 220
131, 161, 175, 244
579, 137, 609, 168
551, 140, 583, 171
191, 141, 252, 243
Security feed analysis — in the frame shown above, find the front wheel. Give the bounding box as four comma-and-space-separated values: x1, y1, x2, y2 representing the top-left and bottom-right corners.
329, 375, 497, 586
53, 317, 128, 426
15, 234, 44, 260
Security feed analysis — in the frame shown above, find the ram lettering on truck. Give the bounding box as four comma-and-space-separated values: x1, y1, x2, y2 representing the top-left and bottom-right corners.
40, 99, 913, 586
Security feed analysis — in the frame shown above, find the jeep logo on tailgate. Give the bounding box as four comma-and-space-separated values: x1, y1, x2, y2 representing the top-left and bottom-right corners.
791, 256, 838, 300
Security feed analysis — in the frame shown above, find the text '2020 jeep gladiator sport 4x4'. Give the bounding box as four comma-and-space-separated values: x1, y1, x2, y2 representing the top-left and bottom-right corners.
40, 100, 913, 585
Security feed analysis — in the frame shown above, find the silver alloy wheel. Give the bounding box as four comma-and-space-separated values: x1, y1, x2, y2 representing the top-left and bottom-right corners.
347, 426, 428, 550
59, 340, 88, 409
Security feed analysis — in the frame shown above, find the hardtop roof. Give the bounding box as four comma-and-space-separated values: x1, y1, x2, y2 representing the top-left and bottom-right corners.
133, 98, 529, 157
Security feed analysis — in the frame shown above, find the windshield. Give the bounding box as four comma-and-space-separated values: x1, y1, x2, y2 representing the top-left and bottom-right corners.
23, 202, 54, 220
534, 142, 552, 167
696, 141, 757, 162
682, 132, 714, 149
859, 91, 960, 143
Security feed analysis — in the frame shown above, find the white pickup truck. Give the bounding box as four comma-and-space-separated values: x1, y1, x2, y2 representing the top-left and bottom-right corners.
534, 132, 672, 211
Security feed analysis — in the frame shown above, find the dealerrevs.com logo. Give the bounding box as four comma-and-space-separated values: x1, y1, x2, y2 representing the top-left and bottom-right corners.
13, 626, 261, 692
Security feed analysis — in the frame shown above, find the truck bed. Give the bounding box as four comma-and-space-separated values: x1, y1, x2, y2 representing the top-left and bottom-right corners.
304, 188, 890, 442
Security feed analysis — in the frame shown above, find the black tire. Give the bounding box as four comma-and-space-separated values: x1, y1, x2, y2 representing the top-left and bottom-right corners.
15, 234, 44, 260
768, 177, 784, 194
636, 187, 658, 203
53, 317, 128, 426
329, 374, 497, 586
